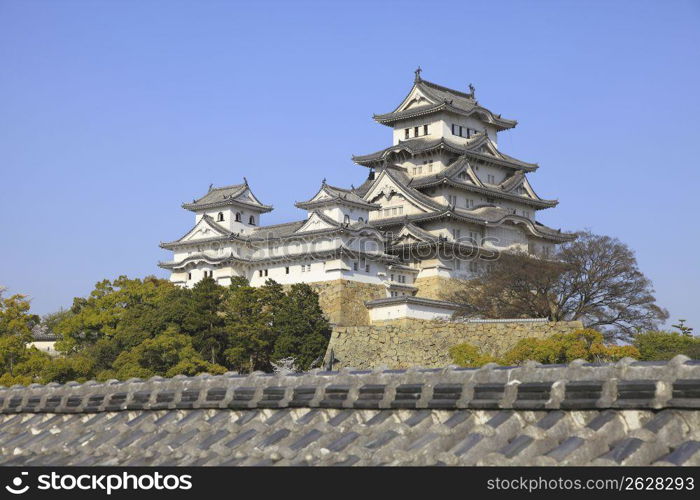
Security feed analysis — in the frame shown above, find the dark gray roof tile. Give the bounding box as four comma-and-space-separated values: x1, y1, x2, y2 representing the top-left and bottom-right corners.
1, 358, 699, 466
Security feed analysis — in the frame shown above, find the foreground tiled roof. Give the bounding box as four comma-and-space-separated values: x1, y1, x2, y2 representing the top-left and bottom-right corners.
1, 357, 699, 466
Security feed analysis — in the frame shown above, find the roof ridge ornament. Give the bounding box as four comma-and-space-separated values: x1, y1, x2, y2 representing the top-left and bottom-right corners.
243, 177, 248, 186
208, 183, 213, 192
468, 83, 476, 99
414, 66, 422, 83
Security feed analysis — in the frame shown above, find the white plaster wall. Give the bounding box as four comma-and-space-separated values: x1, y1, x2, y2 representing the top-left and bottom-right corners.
28, 341, 58, 356
316, 206, 369, 224
391, 116, 442, 145
195, 208, 259, 232
369, 303, 456, 322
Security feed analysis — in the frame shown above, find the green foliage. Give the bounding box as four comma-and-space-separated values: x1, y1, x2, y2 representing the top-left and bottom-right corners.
184, 277, 228, 365
223, 279, 278, 372
272, 283, 332, 371
0, 292, 39, 341
0, 276, 333, 384
54, 276, 179, 354
633, 330, 700, 361
671, 319, 694, 337
501, 329, 639, 365
0, 292, 39, 376
450, 329, 642, 367
448, 343, 497, 367
107, 327, 226, 380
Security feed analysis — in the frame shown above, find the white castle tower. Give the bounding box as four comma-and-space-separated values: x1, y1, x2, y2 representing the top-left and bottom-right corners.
159, 71, 573, 324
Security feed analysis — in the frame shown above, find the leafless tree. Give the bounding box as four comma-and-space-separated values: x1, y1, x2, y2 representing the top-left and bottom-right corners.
270, 357, 298, 375
449, 231, 668, 340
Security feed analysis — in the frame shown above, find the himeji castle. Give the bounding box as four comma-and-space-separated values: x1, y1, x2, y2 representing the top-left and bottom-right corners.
159, 70, 573, 325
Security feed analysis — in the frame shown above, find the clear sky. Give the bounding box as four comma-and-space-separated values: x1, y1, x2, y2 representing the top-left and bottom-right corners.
1, 0, 698, 329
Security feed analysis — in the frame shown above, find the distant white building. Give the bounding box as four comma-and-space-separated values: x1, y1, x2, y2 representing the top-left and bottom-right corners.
159, 71, 573, 323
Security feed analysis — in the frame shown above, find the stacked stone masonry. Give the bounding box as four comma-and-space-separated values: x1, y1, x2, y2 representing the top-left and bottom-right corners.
327, 319, 583, 369
307, 280, 386, 326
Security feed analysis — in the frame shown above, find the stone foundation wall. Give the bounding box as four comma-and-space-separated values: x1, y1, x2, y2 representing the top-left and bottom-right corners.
307, 280, 386, 326
413, 276, 468, 300
326, 319, 584, 369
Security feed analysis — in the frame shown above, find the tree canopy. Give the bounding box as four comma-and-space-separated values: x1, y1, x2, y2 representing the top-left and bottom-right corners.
0, 276, 332, 385
450, 329, 640, 368
449, 230, 668, 340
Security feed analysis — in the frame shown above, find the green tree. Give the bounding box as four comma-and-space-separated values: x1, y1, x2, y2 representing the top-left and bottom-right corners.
448, 343, 497, 368
633, 330, 700, 361
184, 277, 228, 365
0, 292, 39, 376
106, 326, 226, 380
449, 329, 640, 367
54, 276, 178, 354
224, 279, 277, 372
272, 283, 331, 371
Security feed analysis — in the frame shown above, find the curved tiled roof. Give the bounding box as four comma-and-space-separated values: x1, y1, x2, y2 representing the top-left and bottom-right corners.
352, 134, 538, 172
370, 206, 574, 243
182, 183, 273, 213
409, 157, 557, 210
1, 357, 699, 466
373, 78, 517, 131
365, 296, 460, 310
295, 182, 380, 210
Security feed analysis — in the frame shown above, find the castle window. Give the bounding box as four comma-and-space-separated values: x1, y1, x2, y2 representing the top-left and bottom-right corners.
424, 124, 428, 135
264, 269, 268, 277
390, 274, 394, 281
414, 126, 419, 137
459, 126, 463, 137
469, 261, 478, 272
466, 198, 474, 208
428, 161, 433, 173
451, 124, 456, 135
358, 217, 364, 223
467, 129, 471, 138
455, 259, 461, 270
405, 128, 409, 139
188, 272, 192, 280
487, 174, 495, 184
259, 270, 263, 277
235, 212, 241, 222
249, 215, 255, 225
365, 264, 370, 273
285, 266, 290, 274
217, 212, 224, 222
398, 206, 403, 214
344, 214, 350, 224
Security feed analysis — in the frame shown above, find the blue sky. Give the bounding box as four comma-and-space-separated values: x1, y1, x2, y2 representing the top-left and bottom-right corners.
1, 0, 698, 330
